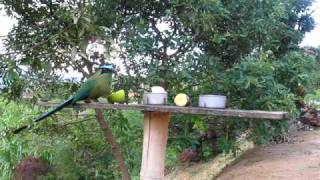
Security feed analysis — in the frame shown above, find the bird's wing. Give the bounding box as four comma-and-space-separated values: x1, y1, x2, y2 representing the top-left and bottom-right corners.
72, 78, 97, 103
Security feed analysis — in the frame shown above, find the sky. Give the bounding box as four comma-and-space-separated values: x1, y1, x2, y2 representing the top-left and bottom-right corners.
300, 0, 320, 47
0, 7, 16, 52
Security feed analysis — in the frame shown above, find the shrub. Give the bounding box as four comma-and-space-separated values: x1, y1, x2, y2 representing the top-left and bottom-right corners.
15, 156, 49, 180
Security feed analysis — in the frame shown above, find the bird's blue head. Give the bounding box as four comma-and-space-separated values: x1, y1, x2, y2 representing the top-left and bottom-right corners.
99, 64, 116, 74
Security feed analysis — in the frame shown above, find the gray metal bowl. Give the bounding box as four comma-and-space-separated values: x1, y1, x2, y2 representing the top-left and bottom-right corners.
199, 95, 226, 108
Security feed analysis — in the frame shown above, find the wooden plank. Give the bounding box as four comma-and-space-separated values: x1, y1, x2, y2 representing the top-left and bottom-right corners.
37, 102, 289, 120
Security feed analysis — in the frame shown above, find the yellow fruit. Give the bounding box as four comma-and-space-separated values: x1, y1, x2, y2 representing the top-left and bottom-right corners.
174, 93, 190, 107
107, 89, 126, 103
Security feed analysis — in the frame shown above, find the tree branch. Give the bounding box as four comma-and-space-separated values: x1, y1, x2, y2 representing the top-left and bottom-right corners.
95, 109, 131, 180
151, 19, 169, 60
0, 25, 73, 57
169, 42, 193, 60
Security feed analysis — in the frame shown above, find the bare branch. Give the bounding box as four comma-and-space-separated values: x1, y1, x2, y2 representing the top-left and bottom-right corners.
95, 109, 131, 180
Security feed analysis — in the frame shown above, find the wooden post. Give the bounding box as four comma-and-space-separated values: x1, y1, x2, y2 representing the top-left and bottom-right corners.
140, 112, 170, 180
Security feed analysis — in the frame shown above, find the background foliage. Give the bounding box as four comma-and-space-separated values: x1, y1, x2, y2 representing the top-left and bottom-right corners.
0, 0, 319, 179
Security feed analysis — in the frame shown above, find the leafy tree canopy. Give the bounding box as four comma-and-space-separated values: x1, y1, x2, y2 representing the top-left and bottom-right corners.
0, 0, 315, 99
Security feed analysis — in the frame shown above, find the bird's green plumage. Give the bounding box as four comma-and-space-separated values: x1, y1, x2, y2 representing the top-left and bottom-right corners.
72, 72, 112, 102
13, 68, 114, 134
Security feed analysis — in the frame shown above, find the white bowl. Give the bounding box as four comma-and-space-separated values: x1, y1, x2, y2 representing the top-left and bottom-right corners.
199, 95, 226, 108
143, 93, 168, 105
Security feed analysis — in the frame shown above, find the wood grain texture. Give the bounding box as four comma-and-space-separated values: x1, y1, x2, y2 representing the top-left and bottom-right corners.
140, 112, 170, 180
37, 102, 289, 120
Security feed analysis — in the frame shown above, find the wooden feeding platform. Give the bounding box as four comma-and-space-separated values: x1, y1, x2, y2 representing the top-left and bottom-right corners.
38, 102, 289, 120
37, 102, 289, 180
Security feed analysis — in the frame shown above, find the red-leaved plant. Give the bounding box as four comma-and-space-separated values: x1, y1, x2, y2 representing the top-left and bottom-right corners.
15, 156, 49, 180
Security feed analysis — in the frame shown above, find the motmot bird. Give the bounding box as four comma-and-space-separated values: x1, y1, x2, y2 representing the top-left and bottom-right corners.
13, 64, 116, 134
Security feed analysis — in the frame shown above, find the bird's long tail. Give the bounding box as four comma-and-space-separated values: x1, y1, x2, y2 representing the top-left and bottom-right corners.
34, 97, 74, 122
13, 97, 74, 134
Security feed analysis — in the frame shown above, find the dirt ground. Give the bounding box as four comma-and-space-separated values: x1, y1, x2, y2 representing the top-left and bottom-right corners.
217, 130, 320, 180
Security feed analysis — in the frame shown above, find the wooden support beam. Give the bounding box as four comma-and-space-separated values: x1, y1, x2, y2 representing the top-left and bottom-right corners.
140, 112, 169, 180
38, 102, 289, 120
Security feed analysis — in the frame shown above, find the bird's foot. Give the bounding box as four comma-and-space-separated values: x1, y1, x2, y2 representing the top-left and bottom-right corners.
84, 99, 92, 103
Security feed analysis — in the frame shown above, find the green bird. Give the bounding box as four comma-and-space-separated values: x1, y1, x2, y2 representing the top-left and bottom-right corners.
13, 64, 116, 134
